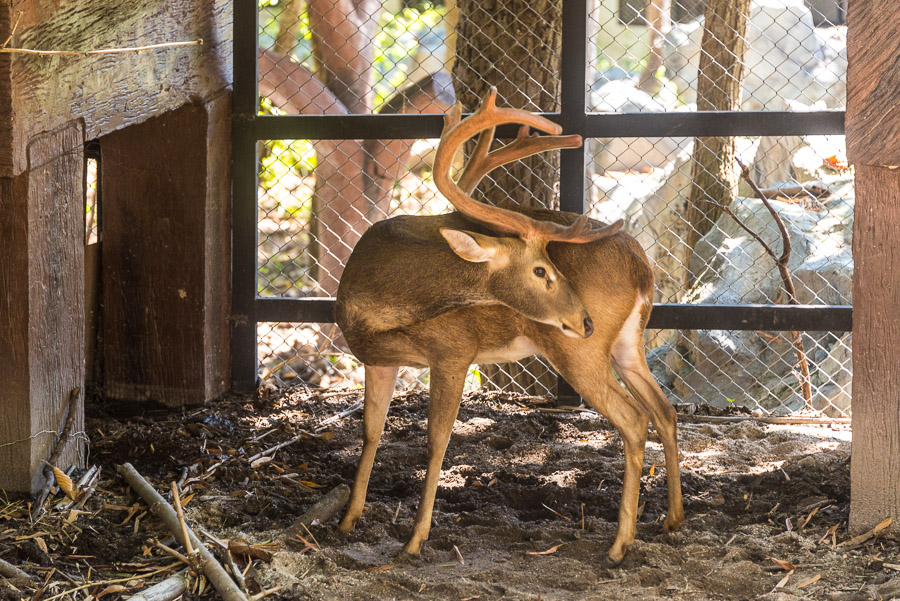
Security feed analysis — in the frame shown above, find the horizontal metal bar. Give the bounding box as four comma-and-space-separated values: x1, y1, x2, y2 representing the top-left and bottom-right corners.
257, 297, 335, 323
251, 111, 845, 140
583, 110, 845, 138
647, 304, 852, 332
256, 298, 852, 332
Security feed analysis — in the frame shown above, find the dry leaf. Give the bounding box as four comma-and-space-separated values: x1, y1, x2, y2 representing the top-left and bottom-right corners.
799, 506, 819, 530
35, 537, 48, 554
318, 431, 335, 441
363, 564, 395, 572
775, 570, 794, 589
796, 573, 821, 589
840, 517, 892, 548
526, 543, 564, 556
710, 493, 725, 507
649, 464, 655, 477
298, 480, 324, 489
52, 466, 76, 500
96, 585, 128, 599
251, 457, 273, 469
769, 557, 795, 571
418, 584, 426, 592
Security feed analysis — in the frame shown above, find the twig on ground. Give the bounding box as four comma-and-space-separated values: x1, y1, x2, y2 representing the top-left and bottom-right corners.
251, 586, 284, 600
282, 484, 350, 542
150, 539, 191, 566
32, 388, 81, 519
315, 401, 363, 432
0, 556, 31, 581
116, 463, 249, 601
127, 570, 189, 601
170, 483, 197, 564
680, 414, 850, 425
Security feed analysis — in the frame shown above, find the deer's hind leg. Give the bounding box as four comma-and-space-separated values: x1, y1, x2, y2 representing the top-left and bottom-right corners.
611, 300, 684, 533
540, 341, 650, 563
402, 360, 470, 555
339, 364, 399, 533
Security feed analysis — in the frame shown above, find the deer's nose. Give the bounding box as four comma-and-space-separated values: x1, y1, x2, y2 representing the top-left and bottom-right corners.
583, 316, 594, 338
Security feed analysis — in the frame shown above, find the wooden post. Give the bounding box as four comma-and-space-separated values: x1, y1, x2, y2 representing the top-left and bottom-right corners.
100, 96, 231, 407
0, 122, 86, 493
846, 0, 900, 532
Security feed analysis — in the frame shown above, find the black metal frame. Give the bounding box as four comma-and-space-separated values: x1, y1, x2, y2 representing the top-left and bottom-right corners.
231, 0, 851, 391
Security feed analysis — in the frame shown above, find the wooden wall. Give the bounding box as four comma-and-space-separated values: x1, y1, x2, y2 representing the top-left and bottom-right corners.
0, 0, 232, 493
846, 0, 900, 532
1, 0, 232, 178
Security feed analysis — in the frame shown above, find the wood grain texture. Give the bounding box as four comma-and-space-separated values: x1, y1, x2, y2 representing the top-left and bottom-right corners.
2, 0, 232, 178
0, 121, 85, 493
846, 0, 900, 166
850, 164, 900, 533
101, 100, 230, 407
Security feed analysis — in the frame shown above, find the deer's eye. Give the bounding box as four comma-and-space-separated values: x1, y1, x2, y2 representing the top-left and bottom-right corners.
533, 266, 547, 278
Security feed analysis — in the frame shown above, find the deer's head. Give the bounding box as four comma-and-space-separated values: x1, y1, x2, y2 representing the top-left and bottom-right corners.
433, 88, 623, 339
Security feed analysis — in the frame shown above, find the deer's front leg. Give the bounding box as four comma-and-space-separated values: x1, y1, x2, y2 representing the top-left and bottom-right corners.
402, 362, 469, 555
339, 365, 399, 533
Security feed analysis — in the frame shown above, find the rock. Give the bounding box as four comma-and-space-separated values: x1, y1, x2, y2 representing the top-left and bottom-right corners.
587, 80, 691, 173
664, 0, 846, 108
663, 192, 853, 412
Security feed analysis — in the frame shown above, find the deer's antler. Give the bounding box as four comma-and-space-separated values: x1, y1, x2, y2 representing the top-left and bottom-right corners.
433, 87, 623, 243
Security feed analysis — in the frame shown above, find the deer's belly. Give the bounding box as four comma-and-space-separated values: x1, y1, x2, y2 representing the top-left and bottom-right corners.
474, 336, 540, 364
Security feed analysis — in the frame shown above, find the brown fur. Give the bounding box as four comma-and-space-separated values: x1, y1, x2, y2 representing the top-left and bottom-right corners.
334, 208, 684, 563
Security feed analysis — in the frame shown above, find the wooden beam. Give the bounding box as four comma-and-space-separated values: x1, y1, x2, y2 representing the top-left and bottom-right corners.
849, 165, 900, 532
0, 121, 85, 493
845, 0, 900, 166
1, 0, 231, 178
101, 97, 231, 407
847, 0, 900, 533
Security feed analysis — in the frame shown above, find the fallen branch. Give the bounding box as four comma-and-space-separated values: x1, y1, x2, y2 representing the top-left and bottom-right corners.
679, 414, 850, 425
116, 463, 249, 601
757, 183, 831, 200
282, 484, 350, 542
127, 570, 189, 601
0, 556, 31, 581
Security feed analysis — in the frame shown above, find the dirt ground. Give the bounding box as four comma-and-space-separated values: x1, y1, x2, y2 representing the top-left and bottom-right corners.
1, 387, 896, 601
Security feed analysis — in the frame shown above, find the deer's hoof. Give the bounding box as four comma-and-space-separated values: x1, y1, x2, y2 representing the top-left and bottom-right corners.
662, 512, 684, 533
337, 516, 356, 534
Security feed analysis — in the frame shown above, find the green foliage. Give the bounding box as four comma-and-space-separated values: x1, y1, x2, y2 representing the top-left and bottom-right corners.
373, 5, 446, 109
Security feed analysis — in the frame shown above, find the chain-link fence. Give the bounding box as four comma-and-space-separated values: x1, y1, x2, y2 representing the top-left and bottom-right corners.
251, 0, 851, 417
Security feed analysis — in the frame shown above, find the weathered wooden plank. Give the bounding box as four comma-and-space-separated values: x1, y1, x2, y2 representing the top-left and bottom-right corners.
850, 164, 900, 533
2, 0, 232, 178
0, 121, 85, 493
845, 0, 900, 166
101, 99, 230, 406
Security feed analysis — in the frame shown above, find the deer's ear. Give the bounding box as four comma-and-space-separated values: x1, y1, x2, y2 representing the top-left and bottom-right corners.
440, 228, 500, 263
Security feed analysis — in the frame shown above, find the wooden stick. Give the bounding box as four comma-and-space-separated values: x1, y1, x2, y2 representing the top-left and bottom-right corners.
170, 483, 196, 562
116, 463, 249, 601
680, 414, 850, 425
127, 570, 189, 601
282, 484, 350, 542
0, 556, 31, 581
0, 40, 203, 56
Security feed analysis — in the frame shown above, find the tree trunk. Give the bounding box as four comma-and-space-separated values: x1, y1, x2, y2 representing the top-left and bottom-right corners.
684, 0, 750, 253
452, 0, 562, 395
274, 0, 305, 58
638, 0, 672, 95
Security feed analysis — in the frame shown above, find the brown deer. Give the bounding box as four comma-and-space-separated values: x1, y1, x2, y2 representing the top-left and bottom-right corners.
334, 88, 683, 563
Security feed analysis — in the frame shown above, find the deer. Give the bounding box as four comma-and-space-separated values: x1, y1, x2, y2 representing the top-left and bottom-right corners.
334, 88, 684, 563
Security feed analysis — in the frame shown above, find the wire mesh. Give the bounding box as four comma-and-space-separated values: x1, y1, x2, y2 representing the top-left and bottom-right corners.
254, 0, 851, 416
